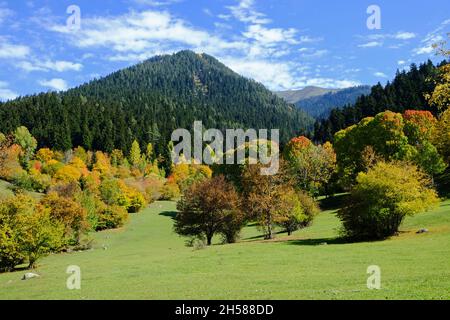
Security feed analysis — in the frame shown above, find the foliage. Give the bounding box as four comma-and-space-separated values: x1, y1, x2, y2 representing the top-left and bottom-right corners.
99, 178, 146, 213
284, 136, 336, 195
40, 192, 88, 245
160, 181, 181, 200
96, 205, 129, 231
0, 195, 64, 271
315, 60, 445, 142
425, 35, 450, 112
241, 162, 293, 239
337, 162, 439, 240
275, 187, 319, 235
434, 108, 450, 163
334, 111, 446, 184
13, 126, 37, 168
175, 176, 243, 245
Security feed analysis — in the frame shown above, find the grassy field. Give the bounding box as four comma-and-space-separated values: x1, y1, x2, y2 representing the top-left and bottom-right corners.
0, 179, 43, 200
0, 197, 449, 300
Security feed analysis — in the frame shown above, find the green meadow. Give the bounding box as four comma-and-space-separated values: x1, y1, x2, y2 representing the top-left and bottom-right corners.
0, 198, 449, 300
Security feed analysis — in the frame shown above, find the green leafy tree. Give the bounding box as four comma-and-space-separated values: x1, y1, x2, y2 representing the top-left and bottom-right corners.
276, 187, 319, 236
14, 126, 37, 168
338, 162, 439, 241
129, 140, 142, 167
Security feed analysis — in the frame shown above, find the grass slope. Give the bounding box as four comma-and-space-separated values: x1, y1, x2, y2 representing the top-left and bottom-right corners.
0, 200, 449, 300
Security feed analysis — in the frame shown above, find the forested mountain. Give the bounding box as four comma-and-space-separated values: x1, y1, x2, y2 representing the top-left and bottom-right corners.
296, 86, 371, 118
314, 60, 445, 142
276, 86, 340, 104
0, 50, 313, 162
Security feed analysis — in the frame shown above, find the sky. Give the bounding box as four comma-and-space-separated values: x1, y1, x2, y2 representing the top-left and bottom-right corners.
0, 0, 449, 100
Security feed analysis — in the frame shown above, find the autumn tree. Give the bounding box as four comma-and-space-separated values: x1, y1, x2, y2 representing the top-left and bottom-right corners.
284, 136, 336, 195
338, 162, 439, 241
426, 34, 450, 112
241, 162, 292, 240
275, 187, 319, 236
175, 175, 243, 245
40, 193, 88, 244
0, 195, 64, 271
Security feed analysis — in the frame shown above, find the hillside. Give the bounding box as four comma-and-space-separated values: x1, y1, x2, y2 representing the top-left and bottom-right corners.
276, 86, 340, 104
296, 86, 371, 118
0, 51, 313, 164
276, 86, 371, 118
1, 199, 449, 299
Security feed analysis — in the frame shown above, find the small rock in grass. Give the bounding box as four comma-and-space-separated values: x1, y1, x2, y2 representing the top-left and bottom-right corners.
416, 228, 429, 234
319, 242, 328, 246
22, 273, 40, 280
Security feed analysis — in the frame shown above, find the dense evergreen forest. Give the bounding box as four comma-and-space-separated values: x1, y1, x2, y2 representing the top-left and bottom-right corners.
314, 60, 446, 142
0, 51, 313, 166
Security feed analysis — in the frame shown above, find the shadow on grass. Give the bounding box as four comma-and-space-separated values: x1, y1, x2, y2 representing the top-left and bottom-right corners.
285, 237, 348, 246
159, 211, 177, 220
318, 193, 350, 211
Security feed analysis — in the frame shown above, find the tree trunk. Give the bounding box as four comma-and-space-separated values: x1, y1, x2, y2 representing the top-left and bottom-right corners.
206, 235, 212, 246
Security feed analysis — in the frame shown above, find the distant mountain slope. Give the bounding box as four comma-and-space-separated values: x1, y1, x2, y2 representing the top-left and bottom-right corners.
0, 51, 313, 162
296, 86, 371, 118
276, 86, 371, 118
276, 86, 340, 104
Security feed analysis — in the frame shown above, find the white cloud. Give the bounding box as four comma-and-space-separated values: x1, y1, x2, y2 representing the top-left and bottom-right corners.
243, 24, 298, 45
223, 57, 358, 90
413, 19, 450, 55
39, 78, 68, 91
19, 60, 83, 72
398, 60, 406, 65
394, 32, 416, 40
226, 0, 271, 25
299, 36, 323, 43
358, 41, 382, 48
0, 41, 30, 59
374, 72, 388, 78
0, 81, 18, 101
299, 48, 329, 58
46, 7, 344, 91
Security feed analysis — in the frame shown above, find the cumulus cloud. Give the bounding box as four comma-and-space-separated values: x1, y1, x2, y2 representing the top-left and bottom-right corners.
225, 0, 271, 25
0, 41, 30, 59
39, 78, 68, 91
18, 60, 83, 72
0, 81, 18, 101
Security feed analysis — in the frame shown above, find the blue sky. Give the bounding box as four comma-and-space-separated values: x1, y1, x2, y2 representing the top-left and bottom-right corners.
0, 0, 449, 100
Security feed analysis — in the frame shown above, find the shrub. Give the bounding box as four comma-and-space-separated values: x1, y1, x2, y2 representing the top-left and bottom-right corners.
96, 205, 128, 231
338, 162, 439, 241
0, 195, 64, 271
40, 193, 88, 245
99, 178, 146, 213
160, 181, 181, 200
54, 165, 82, 183
276, 188, 319, 236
